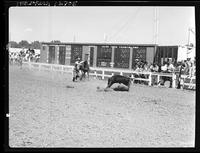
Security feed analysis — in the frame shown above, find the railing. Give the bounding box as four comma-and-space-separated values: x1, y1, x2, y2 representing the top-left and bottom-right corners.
22, 62, 195, 89
179, 75, 196, 89
22, 62, 74, 75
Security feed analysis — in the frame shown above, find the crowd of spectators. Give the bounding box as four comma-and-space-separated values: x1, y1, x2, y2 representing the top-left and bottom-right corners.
9, 48, 40, 65
132, 58, 196, 88
133, 58, 195, 75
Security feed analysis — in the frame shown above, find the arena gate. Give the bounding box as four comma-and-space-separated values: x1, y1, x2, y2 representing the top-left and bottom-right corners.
89, 47, 94, 66
48, 46, 56, 64
59, 46, 66, 65
114, 46, 130, 68
97, 45, 112, 67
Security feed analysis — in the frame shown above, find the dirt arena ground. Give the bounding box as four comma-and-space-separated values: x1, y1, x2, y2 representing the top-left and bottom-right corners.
9, 65, 195, 148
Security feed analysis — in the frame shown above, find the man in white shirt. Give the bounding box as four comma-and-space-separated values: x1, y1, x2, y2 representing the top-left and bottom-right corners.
161, 62, 168, 72
167, 62, 175, 73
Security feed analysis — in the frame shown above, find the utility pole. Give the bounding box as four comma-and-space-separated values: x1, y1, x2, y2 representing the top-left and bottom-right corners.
104, 33, 107, 43
154, 7, 159, 63
186, 28, 191, 59
73, 34, 76, 42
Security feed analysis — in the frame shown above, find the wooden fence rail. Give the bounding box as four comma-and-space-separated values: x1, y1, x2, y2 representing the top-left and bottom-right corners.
22, 62, 195, 89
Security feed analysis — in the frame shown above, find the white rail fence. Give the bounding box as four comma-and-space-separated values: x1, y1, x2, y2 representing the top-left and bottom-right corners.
22, 62, 195, 89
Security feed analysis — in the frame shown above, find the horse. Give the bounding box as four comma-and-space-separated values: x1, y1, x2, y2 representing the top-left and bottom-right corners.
79, 60, 90, 80
72, 60, 90, 82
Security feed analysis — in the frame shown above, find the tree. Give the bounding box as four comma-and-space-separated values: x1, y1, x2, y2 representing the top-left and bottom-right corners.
18, 40, 30, 48
31, 41, 41, 49
9, 41, 19, 48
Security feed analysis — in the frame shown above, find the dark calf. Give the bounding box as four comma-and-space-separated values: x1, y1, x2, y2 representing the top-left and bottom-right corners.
106, 75, 131, 91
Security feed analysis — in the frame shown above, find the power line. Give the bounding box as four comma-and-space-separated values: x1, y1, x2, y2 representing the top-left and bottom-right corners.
154, 7, 159, 45
108, 8, 141, 42
109, 8, 141, 42
106, 11, 133, 38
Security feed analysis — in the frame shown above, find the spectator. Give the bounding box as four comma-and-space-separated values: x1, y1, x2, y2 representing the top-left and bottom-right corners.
167, 61, 175, 73
157, 63, 162, 72
35, 54, 40, 63
149, 63, 153, 72
161, 62, 168, 72
142, 61, 149, 85
150, 63, 159, 86
143, 61, 149, 72
177, 61, 186, 89
135, 64, 141, 72
183, 60, 189, 75
189, 61, 196, 78
133, 64, 142, 84
151, 63, 159, 72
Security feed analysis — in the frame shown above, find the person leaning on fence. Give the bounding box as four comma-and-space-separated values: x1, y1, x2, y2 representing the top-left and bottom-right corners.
161, 62, 169, 73
142, 62, 150, 85
189, 61, 196, 78
159, 62, 173, 87
133, 64, 141, 84
176, 61, 185, 89
167, 61, 175, 73
188, 61, 196, 89
183, 60, 190, 75
150, 63, 159, 86
159, 62, 168, 84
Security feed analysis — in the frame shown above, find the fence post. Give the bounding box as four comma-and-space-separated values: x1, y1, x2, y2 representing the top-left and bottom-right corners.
131, 74, 134, 84
94, 70, 97, 79
38, 63, 41, 71
148, 72, 152, 86
112, 73, 114, 76
157, 74, 160, 85
102, 70, 105, 80
172, 73, 176, 88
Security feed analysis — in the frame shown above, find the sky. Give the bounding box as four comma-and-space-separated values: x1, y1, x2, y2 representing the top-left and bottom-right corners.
9, 6, 195, 46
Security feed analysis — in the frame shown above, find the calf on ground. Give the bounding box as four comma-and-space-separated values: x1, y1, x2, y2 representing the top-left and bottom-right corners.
106, 75, 131, 91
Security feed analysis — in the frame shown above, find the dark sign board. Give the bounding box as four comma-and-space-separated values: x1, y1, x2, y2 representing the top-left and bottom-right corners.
132, 47, 147, 68
97, 46, 112, 67
114, 47, 130, 68
70, 45, 83, 65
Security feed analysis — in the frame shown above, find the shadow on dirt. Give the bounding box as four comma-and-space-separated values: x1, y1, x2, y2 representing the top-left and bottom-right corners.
66, 85, 74, 88
113, 86, 129, 92
96, 85, 129, 92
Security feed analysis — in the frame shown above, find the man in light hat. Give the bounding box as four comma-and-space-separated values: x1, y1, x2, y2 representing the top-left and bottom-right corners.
72, 57, 84, 81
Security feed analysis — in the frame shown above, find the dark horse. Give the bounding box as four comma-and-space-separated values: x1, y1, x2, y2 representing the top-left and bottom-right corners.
79, 60, 90, 80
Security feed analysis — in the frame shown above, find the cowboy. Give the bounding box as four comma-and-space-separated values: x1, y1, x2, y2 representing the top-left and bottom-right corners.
72, 57, 83, 81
